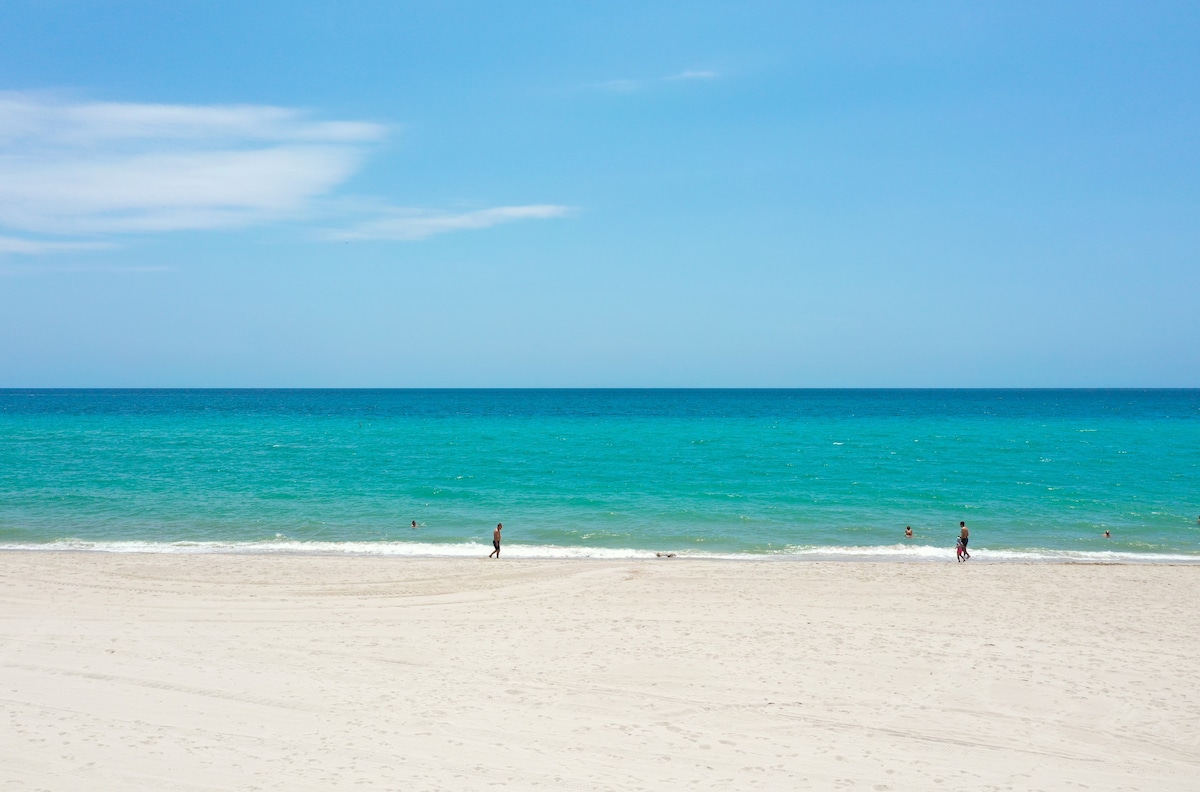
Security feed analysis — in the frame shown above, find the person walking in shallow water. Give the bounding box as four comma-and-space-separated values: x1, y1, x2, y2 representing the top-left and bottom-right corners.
958, 521, 970, 560
488, 523, 502, 558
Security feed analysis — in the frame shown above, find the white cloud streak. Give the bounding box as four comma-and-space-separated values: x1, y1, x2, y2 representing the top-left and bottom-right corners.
594, 68, 720, 92
0, 261, 170, 275
0, 94, 570, 256
597, 79, 643, 93
0, 94, 385, 250
668, 69, 719, 81
0, 97, 384, 147
331, 205, 573, 241
0, 235, 113, 255
0, 146, 364, 234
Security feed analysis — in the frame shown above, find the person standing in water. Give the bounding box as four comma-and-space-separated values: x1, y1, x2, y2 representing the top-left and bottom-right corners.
411, 520, 418, 529
959, 521, 970, 558
905, 526, 913, 538
488, 523, 503, 558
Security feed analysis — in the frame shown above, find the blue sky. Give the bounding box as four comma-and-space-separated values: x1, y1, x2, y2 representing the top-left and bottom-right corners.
1, 1, 1197, 386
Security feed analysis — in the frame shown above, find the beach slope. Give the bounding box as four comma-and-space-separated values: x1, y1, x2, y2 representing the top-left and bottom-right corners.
1, 553, 1197, 790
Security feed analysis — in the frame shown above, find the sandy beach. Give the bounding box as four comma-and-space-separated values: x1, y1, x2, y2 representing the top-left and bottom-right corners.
1, 553, 1197, 791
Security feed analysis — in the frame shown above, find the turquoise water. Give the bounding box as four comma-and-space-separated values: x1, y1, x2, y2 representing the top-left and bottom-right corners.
1, 389, 1198, 561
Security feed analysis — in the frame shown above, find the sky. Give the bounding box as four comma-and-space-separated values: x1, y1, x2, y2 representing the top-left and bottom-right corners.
0, 1, 1197, 387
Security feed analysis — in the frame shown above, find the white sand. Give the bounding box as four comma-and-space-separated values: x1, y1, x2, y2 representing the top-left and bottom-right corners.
1, 553, 1197, 791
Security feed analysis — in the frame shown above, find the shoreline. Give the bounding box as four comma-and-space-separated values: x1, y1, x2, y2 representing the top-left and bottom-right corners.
2, 540, 1199, 564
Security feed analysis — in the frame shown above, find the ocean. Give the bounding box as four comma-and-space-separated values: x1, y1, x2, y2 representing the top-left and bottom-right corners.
1, 389, 1198, 561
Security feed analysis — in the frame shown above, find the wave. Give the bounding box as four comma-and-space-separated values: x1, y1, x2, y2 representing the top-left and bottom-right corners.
1, 539, 1198, 564
772, 543, 1200, 563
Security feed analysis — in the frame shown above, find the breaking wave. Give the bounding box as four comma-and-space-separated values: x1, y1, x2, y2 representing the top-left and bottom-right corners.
2, 539, 1197, 564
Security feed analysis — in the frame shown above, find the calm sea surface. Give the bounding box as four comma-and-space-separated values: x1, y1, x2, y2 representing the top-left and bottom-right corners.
1, 390, 1198, 561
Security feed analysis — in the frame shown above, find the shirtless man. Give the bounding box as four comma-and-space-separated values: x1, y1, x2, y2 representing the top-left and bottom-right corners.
488, 523, 502, 558
905, 526, 913, 538
959, 521, 970, 559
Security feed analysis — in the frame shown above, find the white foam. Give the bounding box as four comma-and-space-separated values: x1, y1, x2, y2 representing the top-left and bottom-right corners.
0, 539, 667, 560
0, 539, 1196, 564
770, 543, 1200, 564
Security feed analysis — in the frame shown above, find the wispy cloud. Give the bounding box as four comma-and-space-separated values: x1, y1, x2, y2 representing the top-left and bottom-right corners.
0, 94, 571, 256
0, 261, 171, 276
0, 235, 114, 255
596, 79, 643, 93
667, 69, 720, 81
0, 93, 384, 253
0, 97, 383, 147
594, 68, 720, 93
330, 204, 573, 241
